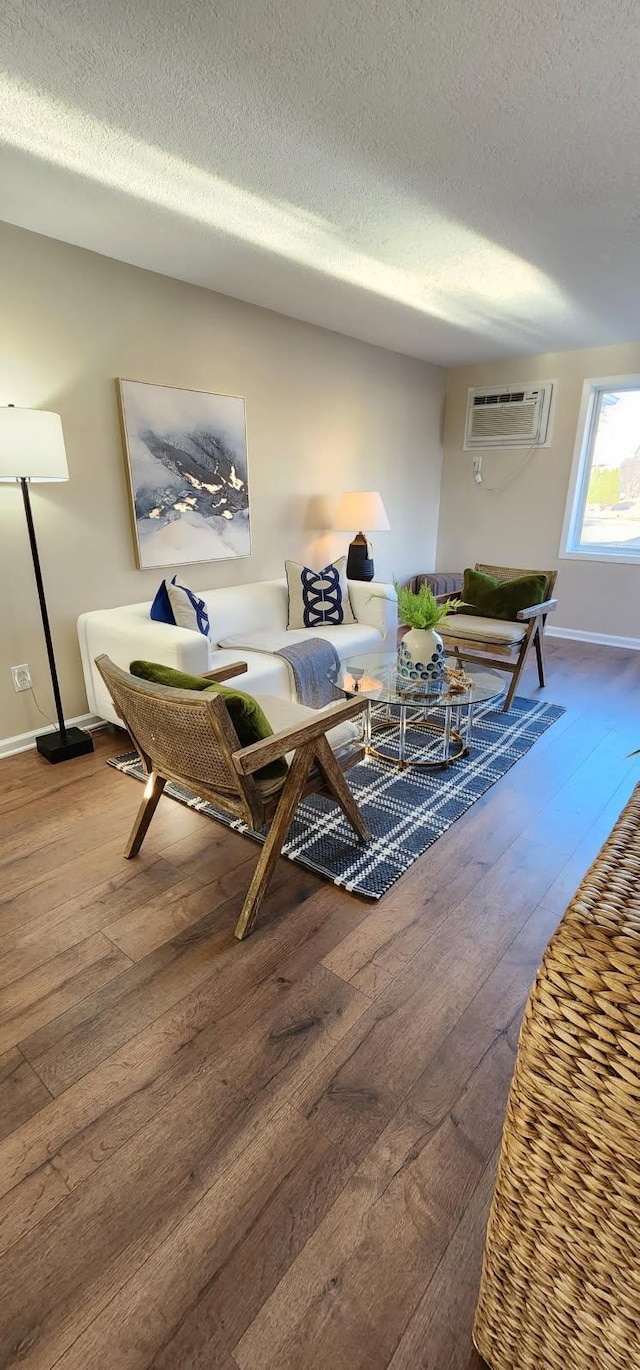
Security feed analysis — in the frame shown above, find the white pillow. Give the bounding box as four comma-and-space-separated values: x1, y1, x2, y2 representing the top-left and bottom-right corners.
165, 579, 210, 636
286, 556, 355, 629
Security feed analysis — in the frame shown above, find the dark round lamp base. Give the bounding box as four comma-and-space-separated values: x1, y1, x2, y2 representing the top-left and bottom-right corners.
346, 539, 375, 582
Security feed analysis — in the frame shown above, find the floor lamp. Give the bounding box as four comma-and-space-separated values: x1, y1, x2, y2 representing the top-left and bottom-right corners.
0, 405, 94, 763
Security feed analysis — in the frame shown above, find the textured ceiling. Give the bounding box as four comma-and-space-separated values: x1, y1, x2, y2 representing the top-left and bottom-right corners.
1, 0, 640, 364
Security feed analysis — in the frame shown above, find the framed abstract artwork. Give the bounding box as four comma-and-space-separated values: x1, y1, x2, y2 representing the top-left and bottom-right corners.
117, 379, 251, 569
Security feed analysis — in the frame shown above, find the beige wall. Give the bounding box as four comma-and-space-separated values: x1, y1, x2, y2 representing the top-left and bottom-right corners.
0, 222, 444, 742
438, 343, 640, 643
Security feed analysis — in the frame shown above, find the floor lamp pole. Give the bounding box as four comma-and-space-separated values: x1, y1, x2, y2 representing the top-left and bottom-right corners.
20, 477, 67, 737
18, 477, 93, 763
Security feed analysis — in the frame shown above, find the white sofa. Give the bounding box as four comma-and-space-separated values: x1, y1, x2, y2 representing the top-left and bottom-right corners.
78, 576, 397, 726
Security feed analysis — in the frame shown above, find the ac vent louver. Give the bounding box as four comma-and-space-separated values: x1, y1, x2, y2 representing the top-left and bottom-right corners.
465, 383, 553, 449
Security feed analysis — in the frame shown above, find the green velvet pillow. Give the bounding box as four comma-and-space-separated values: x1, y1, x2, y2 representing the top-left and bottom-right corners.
461, 569, 547, 622
129, 660, 287, 781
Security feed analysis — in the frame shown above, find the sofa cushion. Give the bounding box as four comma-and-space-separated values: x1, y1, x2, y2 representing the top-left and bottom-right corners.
286, 557, 355, 629
441, 614, 526, 646
204, 579, 289, 643
461, 568, 547, 621
208, 648, 292, 699
219, 623, 382, 658
129, 660, 286, 780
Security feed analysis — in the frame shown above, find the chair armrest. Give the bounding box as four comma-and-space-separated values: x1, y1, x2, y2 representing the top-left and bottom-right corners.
516, 598, 558, 620
233, 695, 369, 776
201, 661, 248, 682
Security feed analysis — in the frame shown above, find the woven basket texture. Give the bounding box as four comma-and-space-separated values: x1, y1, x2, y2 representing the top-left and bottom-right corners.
100, 659, 242, 796
474, 784, 640, 1370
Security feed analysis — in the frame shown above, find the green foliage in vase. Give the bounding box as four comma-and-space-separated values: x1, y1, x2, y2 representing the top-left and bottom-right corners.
395, 581, 461, 630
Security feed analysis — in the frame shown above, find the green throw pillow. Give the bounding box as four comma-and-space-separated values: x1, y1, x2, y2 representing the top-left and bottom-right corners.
461, 569, 547, 622
129, 660, 287, 781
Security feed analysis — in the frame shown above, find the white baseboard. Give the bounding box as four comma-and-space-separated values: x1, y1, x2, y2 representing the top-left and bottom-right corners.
546, 625, 640, 651
0, 713, 107, 760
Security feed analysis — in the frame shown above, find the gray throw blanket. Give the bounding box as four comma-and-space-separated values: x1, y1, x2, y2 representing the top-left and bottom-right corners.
276, 637, 342, 708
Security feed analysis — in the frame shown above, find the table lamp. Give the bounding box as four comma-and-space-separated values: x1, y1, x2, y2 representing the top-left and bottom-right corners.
0, 405, 94, 762
332, 490, 390, 581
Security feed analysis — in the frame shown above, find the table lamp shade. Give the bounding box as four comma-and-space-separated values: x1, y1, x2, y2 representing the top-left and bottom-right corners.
333, 490, 390, 533
0, 408, 69, 482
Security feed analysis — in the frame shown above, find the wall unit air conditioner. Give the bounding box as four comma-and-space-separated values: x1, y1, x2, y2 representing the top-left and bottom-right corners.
464, 382, 554, 449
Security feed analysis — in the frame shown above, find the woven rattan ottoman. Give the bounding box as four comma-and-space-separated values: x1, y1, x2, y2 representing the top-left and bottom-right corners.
474, 784, 640, 1370
406, 571, 464, 597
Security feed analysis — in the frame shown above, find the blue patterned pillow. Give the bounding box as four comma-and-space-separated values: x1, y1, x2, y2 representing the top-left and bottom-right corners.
150, 576, 210, 637
286, 557, 355, 629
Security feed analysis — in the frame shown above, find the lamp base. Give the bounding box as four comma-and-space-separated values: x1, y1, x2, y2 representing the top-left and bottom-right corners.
36, 727, 94, 764
346, 532, 375, 582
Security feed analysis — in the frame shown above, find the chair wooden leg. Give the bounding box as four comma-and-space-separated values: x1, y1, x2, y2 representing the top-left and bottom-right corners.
503, 666, 521, 712
502, 622, 537, 711
313, 735, 371, 843
234, 743, 316, 941
124, 771, 166, 858
534, 624, 546, 688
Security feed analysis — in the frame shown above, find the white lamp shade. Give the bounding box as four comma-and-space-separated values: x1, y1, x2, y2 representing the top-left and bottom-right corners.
0, 408, 69, 482
333, 490, 390, 532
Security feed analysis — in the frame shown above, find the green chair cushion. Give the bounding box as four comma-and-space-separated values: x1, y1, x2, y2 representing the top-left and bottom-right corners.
129, 660, 287, 781
461, 568, 548, 622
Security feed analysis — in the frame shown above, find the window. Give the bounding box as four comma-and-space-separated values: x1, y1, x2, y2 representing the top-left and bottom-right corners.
562, 378, 640, 562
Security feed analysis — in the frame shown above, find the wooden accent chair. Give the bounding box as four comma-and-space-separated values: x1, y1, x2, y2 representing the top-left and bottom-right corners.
96, 655, 371, 940
474, 785, 640, 1370
439, 563, 558, 711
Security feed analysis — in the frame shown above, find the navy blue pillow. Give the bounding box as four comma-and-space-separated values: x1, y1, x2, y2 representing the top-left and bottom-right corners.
150, 576, 210, 636
150, 578, 174, 625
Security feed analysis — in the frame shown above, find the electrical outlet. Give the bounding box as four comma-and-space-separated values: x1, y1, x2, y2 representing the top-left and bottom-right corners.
11, 664, 32, 692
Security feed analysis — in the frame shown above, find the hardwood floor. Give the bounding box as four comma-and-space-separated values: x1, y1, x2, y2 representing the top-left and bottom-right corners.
0, 638, 638, 1370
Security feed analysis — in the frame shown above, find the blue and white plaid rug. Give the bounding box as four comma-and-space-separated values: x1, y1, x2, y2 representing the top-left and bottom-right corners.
108, 696, 564, 900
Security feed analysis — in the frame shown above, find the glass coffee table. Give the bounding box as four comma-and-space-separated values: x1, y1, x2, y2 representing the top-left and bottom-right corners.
337, 652, 506, 770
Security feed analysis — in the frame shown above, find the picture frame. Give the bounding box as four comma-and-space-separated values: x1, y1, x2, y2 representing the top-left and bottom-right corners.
117, 378, 251, 569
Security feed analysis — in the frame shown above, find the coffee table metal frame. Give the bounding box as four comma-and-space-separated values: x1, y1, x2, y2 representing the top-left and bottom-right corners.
338, 653, 506, 771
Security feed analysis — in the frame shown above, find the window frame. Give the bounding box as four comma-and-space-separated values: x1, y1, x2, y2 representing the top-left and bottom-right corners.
560, 373, 640, 565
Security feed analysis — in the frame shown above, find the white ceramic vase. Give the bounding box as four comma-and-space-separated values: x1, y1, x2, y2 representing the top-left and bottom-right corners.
398, 626, 446, 685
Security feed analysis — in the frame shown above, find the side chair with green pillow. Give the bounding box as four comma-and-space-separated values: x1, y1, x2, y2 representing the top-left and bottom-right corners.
96, 654, 370, 940
128, 658, 285, 781
439, 562, 558, 711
